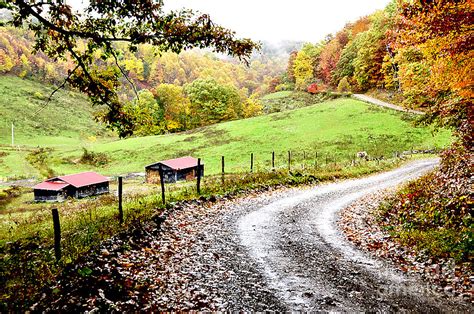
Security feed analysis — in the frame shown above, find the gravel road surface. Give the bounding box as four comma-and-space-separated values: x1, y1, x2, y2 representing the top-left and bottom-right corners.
234, 158, 469, 311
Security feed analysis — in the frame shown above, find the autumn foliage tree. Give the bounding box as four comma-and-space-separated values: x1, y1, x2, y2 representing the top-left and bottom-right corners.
393, 0, 473, 131
352, 10, 391, 90
286, 50, 298, 84
317, 30, 349, 85
293, 43, 321, 90
154, 84, 190, 132
123, 89, 163, 136
184, 78, 243, 127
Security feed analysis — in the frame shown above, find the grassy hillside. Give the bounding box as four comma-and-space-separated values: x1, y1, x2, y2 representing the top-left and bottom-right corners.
0, 81, 452, 180
42, 98, 452, 178
0, 75, 107, 146
0, 76, 111, 179
261, 91, 293, 100
260, 90, 349, 114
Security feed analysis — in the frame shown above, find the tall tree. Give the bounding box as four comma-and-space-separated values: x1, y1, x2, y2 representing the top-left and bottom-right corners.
293, 43, 321, 90
123, 89, 164, 136
185, 78, 242, 127
393, 0, 473, 131
318, 29, 349, 85
2, 0, 259, 136
352, 11, 390, 90
154, 83, 190, 131
286, 51, 298, 84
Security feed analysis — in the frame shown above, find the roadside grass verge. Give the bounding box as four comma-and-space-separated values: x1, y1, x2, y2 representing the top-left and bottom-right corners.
377, 144, 472, 264
1, 155, 419, 311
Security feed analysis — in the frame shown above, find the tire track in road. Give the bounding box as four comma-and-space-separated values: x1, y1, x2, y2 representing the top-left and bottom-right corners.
238, 158, 468, 311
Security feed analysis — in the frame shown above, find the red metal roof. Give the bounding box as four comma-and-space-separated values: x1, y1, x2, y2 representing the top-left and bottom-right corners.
33, 181, 70, 191
155, 156, 201, 170
34, 171, 109, 190
55, 171, 109, 188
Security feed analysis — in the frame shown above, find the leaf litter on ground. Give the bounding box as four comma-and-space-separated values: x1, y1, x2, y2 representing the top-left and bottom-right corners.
31, 186, 288, 312
338, 188, 473, 303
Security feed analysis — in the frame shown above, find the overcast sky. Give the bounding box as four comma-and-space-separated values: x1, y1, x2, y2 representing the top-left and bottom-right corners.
164, 0, 392, 43
69, 0, 391, 43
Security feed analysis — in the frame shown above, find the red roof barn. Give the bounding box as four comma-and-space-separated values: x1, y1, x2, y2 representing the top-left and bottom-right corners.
145, 156, 204, 183
33, 171, 109, 202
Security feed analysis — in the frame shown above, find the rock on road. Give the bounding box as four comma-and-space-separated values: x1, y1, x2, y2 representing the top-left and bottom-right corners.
236, 158, 466, 311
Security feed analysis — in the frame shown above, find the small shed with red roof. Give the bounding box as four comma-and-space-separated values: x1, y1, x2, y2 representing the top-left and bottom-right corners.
33, 171, 109, 202
145, 156, 204, 184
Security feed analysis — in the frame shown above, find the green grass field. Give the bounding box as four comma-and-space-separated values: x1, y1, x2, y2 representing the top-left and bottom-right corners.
260, 90, 327, 113
0, 76, 112, 179
47, 98, 451, 178
261, 90, 293, 100
2, 100, 453, 179
0, 78, 452, 181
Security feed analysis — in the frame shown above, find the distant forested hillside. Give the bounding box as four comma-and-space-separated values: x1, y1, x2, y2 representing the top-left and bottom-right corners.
0, 27, 285, 96
0, 26, 294, 135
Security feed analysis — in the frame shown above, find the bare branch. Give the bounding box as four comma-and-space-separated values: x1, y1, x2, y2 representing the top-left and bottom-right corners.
33, 64, 80, 115
66, 44, 114, 108
110, 49, 140, 100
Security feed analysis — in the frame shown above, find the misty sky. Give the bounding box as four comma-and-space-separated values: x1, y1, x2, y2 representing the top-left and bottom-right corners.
164, 0, 392, 42
69, 0, 392, 43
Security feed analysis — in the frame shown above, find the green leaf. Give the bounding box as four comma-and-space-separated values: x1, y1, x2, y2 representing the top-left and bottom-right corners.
77, 266, 93, 277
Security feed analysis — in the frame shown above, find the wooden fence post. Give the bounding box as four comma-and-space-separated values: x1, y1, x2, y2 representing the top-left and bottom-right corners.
158, 165, 165, 205
197, 158, 201, 195
118, 176, 123, 224
250, 153, 254, 173
272, 151, 275, 170
288, 151, 291, 170
221, 156, 225, 185
51, 208, 61, 261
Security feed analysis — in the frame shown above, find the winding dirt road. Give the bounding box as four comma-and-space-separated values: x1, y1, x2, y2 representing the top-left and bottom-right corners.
38, 159, 472, 312
353, 94, 424, 114
236, 158, 466, 311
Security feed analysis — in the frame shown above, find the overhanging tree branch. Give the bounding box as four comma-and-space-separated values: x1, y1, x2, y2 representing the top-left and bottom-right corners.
33, 63, 80, 116
109, 48, 140, 101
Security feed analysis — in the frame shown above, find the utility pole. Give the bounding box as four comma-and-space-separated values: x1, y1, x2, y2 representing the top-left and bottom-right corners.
11, 122, 14, 147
